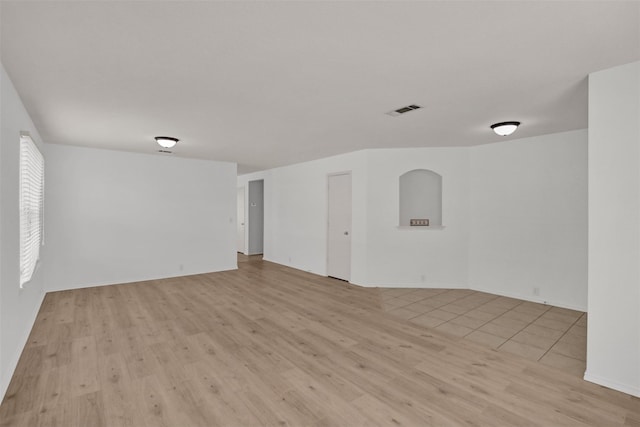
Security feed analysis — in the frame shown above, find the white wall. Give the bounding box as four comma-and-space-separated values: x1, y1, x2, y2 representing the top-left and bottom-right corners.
0, 64, 47, 399
586, 61, 640, 397
44, 144, 237, 291
365, 148, 469, 288
238, 151, 369, 284
469, 130, 588, 311
239, 148, 470, 288
239, 136, 588, 300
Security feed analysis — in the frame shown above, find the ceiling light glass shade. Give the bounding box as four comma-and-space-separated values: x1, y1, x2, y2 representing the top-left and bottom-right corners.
155, 136, 179, 148
490, 121, 520, 136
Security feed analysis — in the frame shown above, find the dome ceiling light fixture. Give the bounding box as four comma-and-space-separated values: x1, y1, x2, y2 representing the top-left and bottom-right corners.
490, 121, 520, 136
155, 136, 179, 149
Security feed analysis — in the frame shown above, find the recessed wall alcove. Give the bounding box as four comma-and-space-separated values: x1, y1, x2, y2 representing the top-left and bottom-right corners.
399, 169, 443, 228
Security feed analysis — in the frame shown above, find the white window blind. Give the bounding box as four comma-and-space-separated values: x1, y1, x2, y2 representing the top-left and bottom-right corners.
19, 133, 44, 288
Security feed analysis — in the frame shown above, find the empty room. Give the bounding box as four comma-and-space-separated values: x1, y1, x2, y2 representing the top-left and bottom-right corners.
1, 1, 639, 426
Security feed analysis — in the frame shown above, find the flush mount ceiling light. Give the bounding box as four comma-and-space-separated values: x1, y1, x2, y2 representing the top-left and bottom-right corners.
490, 121, 520, 136
155, 136, 179, 149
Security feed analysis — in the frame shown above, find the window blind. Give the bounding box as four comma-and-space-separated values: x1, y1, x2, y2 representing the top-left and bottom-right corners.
19, 133, 44, 288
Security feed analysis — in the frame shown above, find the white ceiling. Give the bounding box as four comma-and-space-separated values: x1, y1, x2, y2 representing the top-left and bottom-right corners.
1, 1, 639, 174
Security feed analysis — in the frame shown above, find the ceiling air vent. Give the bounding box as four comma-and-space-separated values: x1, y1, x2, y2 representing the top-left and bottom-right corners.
386, 104, 422, 117
158, 149, 173, 154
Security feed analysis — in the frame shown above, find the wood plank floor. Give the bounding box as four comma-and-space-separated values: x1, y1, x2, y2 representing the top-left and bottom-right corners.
1, 258, 639, 426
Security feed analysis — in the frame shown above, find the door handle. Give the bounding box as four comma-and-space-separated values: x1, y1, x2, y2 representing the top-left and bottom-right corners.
344, 231, 349, 235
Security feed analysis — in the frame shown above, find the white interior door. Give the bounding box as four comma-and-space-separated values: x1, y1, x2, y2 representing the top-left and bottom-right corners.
327, 173, 352, 281
237, 187, 245, 253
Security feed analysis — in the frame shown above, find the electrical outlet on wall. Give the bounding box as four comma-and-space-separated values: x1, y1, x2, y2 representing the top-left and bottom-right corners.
420, 274, 426, 283
533, 287, 540, 296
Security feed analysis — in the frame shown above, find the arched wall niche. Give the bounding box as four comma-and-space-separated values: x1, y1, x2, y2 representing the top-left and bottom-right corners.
399, 169, 442, 227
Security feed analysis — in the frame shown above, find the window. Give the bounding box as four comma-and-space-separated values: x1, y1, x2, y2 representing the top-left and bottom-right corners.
19, 132, 44, 287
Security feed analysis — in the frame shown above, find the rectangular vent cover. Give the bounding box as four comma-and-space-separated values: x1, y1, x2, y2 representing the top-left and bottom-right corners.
386, 104, 422, 117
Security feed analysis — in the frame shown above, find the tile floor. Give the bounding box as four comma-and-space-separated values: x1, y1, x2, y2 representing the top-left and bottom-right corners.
379, 288, 587, 377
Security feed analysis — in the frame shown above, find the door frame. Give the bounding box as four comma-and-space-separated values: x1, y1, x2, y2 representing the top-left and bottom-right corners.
237, 186, 246, 254
326, 171, 352, 281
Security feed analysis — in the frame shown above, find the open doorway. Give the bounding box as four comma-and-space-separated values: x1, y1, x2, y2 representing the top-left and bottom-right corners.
247, 179, 264, 255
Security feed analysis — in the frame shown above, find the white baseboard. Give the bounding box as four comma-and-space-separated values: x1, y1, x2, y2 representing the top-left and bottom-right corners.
250, 259, 588, 313
469, 285, 587, 312
46, 264, 238, 292
261, 257, 324, 277
0, 290, 45, 402
584, 371, 640, 398
358, 281, 467, 289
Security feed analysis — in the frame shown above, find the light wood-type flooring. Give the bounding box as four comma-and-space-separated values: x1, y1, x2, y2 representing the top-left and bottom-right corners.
1, 256, 639, 426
